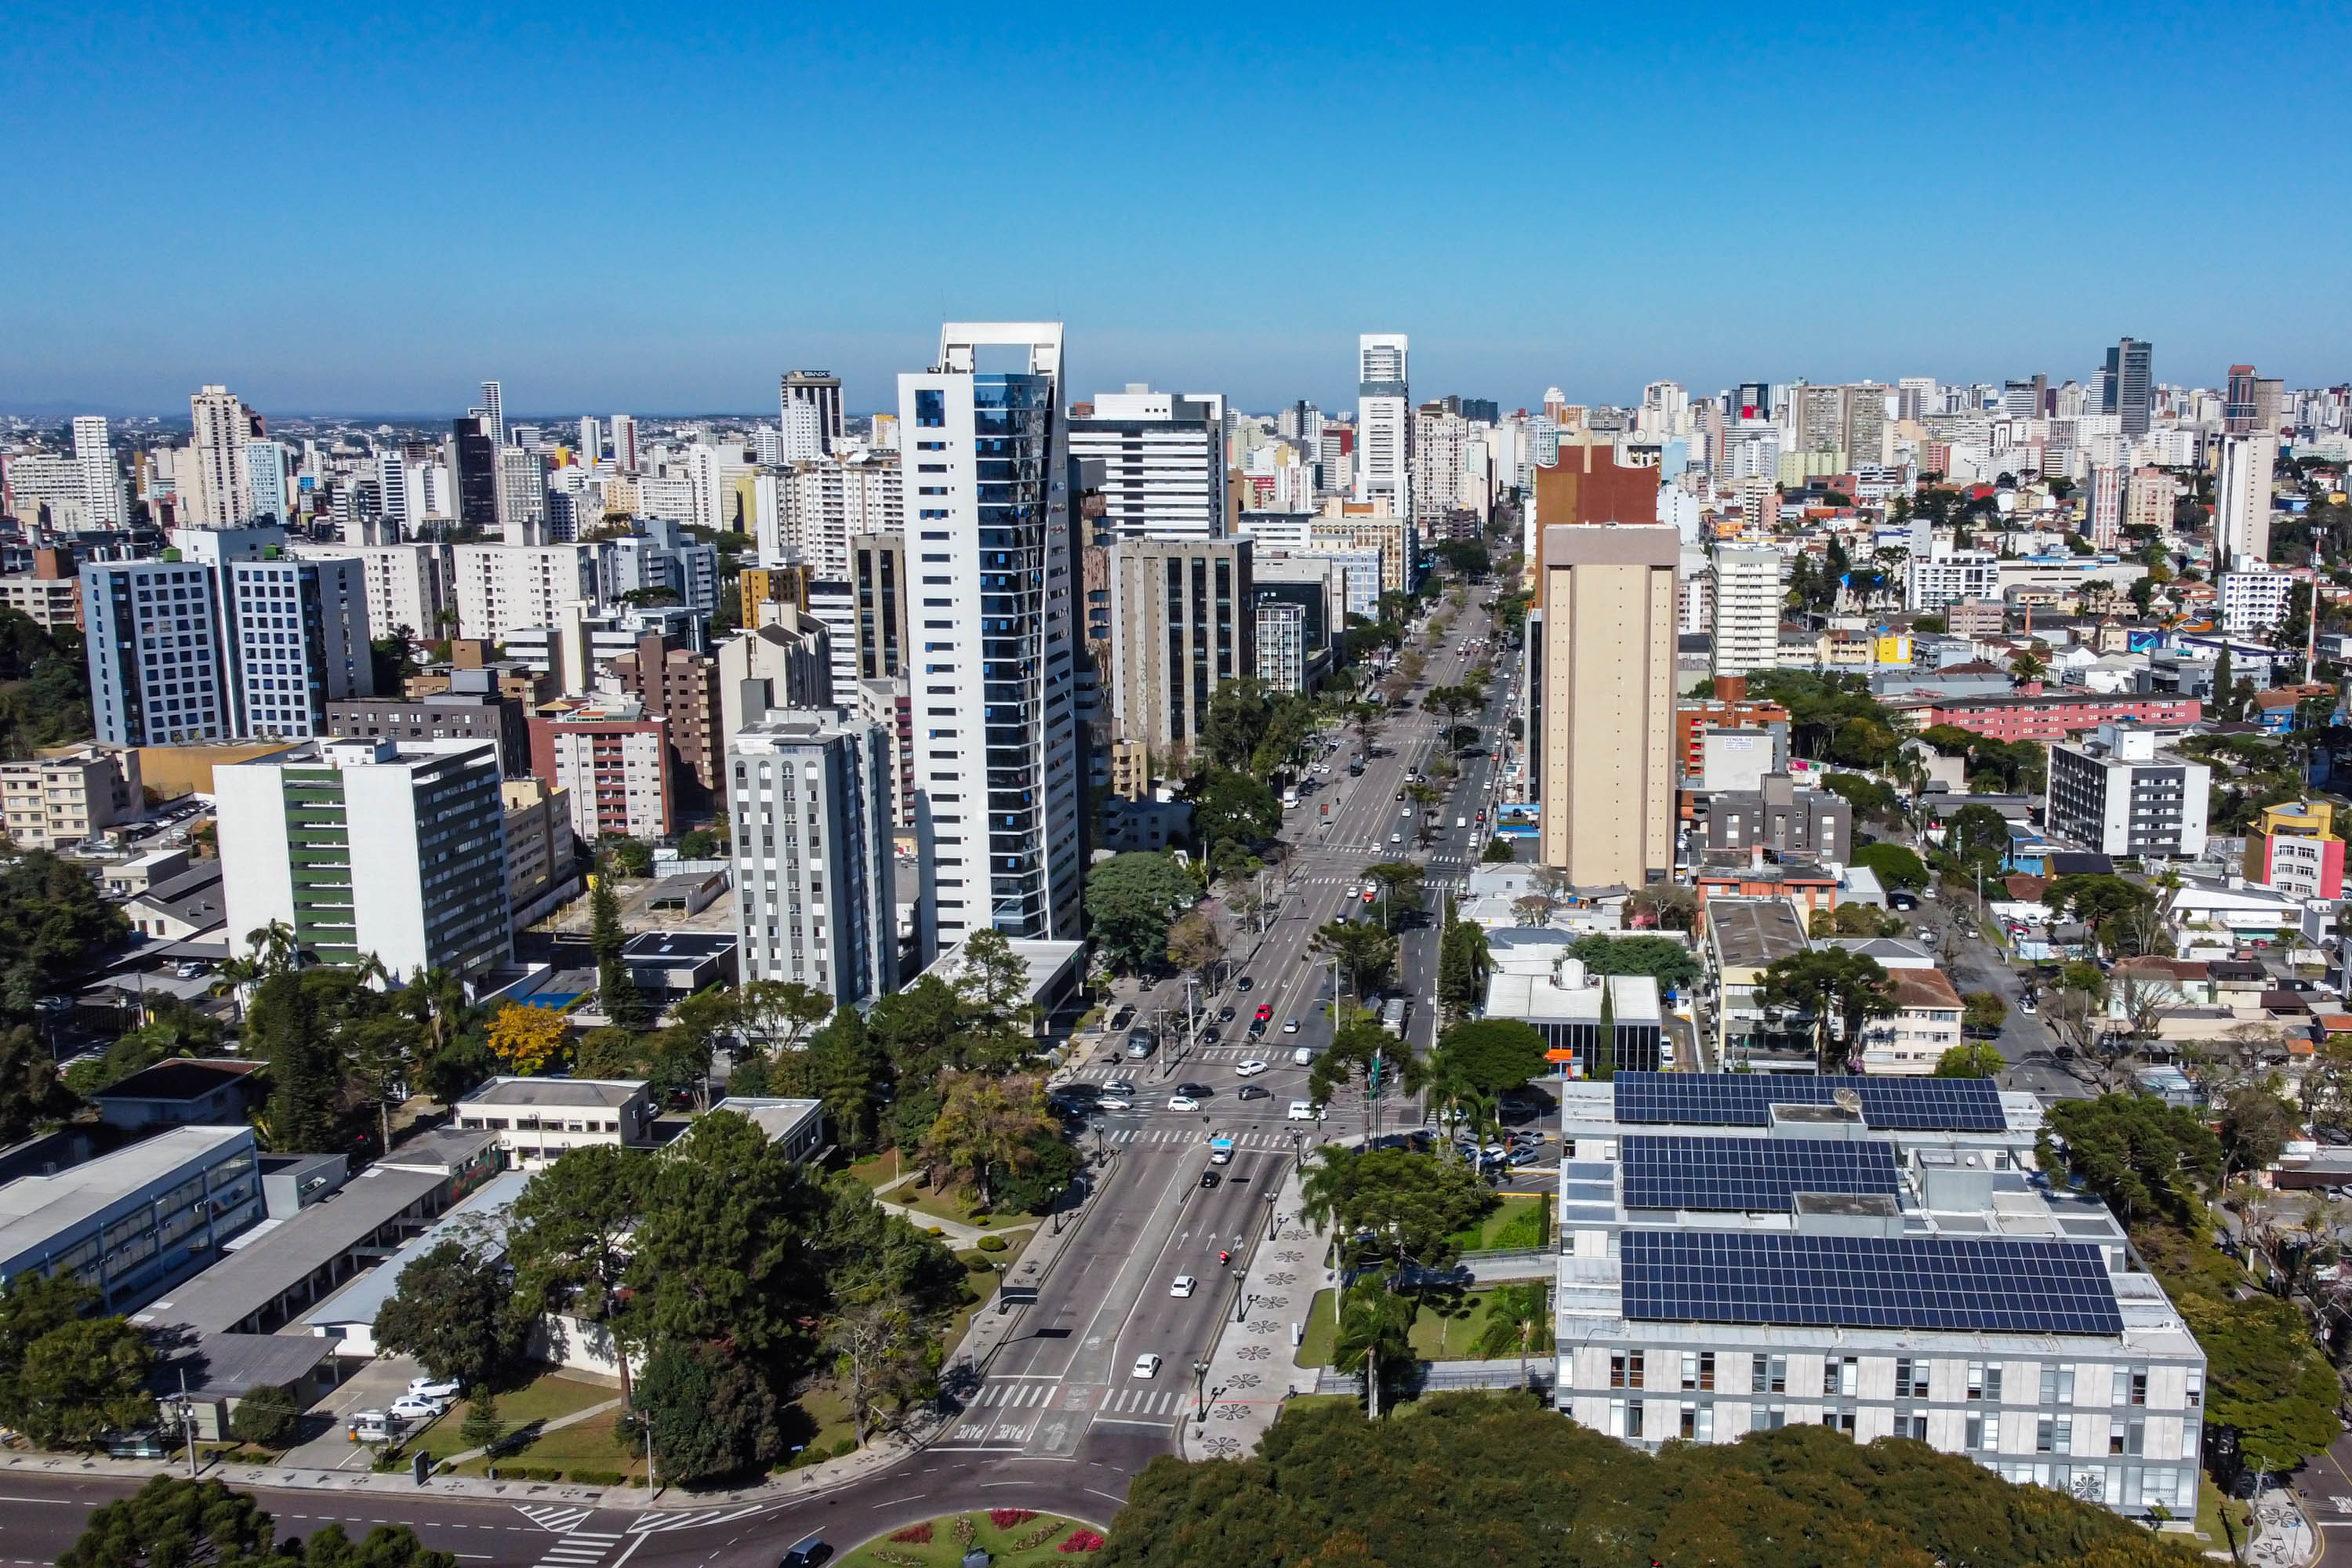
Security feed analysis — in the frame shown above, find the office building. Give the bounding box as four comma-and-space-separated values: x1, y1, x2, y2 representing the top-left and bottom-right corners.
2045, 724, 2209, 861
0, 743, 141, 850
187, 386, 256, 526
0, 1125, 262, 1312
325, 669, 531, 778
609, 414, 639, 474
528, 698, 672, 840
896, 322, 1084, 945
2215, 434, 2276, 566
452, 416, 499, 528
479, 380, 505, 445
610, 631, 723, 809
2223, 365, 2259, 434
1554, 1073, 2205, 1519
1534, 524, 1678, 887
1066, 387, 1229, 541
780, 371, 845, 458
224, 554, 373, 740
82, 558, 230, 744
71, 416, 125, 528
851, 532, 908, 681
454, 1079, 656, 1171
728, 705, 896, 1004
500, 776, 579, 926
495, 448, 546, 543
1255, 599, 1308, 693
216, 738, 512, 981
1710, 546, 1782, 678
452, 543, 598, 641
2243, 800, 2345, 900
1355, 334, 1412, 521
2100, 339, 2154, 438
1109, 536, 1254, 763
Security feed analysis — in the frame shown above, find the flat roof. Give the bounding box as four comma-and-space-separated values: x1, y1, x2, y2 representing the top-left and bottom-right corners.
301, 1170, 529, 1331
130, 1162, 448, 1334
0, 1126, 253, 1265
621, 929, 735, 958
459, 1076, 644, 1109
713, 1096, 825, 1145
91, 1058, 258, 1104
1706, 898, 1809, 970
1613, 1073, 2008, 1133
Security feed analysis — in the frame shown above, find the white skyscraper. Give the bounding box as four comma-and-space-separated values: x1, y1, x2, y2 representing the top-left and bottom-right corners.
897, 322, 1083, 946
187, 385, 254, 526
1354, 333, 1412, 520
1711, 545, 1784, 678
2216, 434, 2277, 567
578, 416, 601, 466
71, 416, 125, 528
610, 415, 639, 474
480, 380, 506, 445
727, 704, 896, 1004
780, 371, 844, 456
1066, 387, 1229, 540
376, 452, 411, 537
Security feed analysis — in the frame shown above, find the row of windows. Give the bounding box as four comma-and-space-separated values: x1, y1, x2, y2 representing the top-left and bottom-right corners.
1607, 1352, 2174, 1408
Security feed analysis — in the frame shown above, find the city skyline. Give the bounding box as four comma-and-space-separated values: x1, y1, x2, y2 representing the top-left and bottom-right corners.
4, 3, 2349, 412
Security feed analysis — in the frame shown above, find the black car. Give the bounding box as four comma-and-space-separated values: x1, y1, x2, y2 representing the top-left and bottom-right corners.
1236, 1084, 1271, 1101
1395, 789, 1405, 801
1218, 1006, 1236, 1023
1236, 975, 1254, 992
1348, 762, 1363, 776
1200, 1025, 1222, 1045
1247, 1019, 1269, 1038
1200, 1170, 1221, 1189
1177, 1081, 1214, 1098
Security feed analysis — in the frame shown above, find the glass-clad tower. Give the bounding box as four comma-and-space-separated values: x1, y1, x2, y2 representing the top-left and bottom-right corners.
898, 325, 1083, 951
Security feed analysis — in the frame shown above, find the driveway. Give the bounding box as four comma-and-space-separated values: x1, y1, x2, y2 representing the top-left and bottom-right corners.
279, 1352, 434, 1469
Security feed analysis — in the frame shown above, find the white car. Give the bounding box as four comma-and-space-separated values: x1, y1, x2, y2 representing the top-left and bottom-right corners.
1169, 1275, 1197, 1298
1167, 1094, 1203, 1112
1287, 1099, 1318, 1121
387, 1394, 445, 1422
1343, 884, 1360, 899
1290, 1046, 1313, 1066
1233, 1058, 1269, 1077
1132, 1353, 1163, 1379
1096, 1095, 1133, 1111
1281, 1018, 1301, 1034
1389, 832, 1403, 845
406, 1376, 462, 1401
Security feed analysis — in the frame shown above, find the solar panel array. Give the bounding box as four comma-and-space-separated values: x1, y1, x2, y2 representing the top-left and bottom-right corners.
1621, 1232, 2124, 1334
1612, 1073, 2005, 1132
1620, 1134, 1900, 1211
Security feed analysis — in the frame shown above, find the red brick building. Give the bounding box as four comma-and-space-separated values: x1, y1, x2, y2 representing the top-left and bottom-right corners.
1889, 691, 2200, 745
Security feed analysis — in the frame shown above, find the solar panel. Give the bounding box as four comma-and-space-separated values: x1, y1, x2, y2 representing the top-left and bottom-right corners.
1621, 1232, 2124, 1334
1621, 1135, 1900, 1211
1612, 1073, 2006, 1132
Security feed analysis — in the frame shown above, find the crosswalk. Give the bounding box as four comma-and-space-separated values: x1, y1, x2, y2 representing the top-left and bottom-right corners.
1097, 1126, 1309, 1149
516, 1508, 597, 1533
941, 1377, 1189, 1447
525, 1526, 621, 1568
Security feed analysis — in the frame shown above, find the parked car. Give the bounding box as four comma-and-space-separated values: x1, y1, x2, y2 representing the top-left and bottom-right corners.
407, 1376, 462, 1401
387, 1394, 445, 1422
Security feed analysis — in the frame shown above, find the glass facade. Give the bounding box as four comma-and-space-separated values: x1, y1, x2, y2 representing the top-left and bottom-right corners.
973, 374, 1058, 935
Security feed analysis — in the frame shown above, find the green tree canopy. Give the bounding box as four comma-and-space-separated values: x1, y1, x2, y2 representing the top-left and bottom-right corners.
1852, 840, 1929, 891
1191, 768, 1282, 850
1934, 1041, 2007, 1077
632, 1339, 779, 1486
1086, 852, 1200, 975
372, 1241, 524, 1390
0, 848, 129, 1020
2037, 1093, 2221, 1227
1431, 1019, 1547, 1098
61, 1475, 458, 1568
1298, 1145, 1494, 1274
1757, 948, 1894, 1071
1568, 934, 1700, 993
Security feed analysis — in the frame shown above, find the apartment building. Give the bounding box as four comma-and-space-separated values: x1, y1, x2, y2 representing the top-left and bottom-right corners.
2045, 725, 2210, 861
1857, 965, 1965, 1074
1893, 692, 2201, 746
1067, 387, 1229, 541
528, 699, 672, 840
325, 670, 531, 779
1711, 546, 1783, 678
727, 706, 896, 1005
0, 743, 141, 850
216, 739, 512, 982
451, 543, 598, 641
1108, 535, 1254, 763
0, 550, 85, 631
610, 631, 723, 809
501, 776, 579, 927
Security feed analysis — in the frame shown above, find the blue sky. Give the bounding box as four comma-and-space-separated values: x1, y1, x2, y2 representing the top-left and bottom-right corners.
4, 2, 2346, 417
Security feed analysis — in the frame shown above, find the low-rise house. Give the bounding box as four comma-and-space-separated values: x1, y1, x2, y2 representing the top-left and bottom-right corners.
1484, 963, 1665, 1076
1701, 895, 1814, 1072
711, 1095, 827, 1163
454, 1077, 659, 1169
1857, 966, 1965, 1075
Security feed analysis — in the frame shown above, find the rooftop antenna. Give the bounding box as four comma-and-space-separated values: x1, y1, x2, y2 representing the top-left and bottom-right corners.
1832, 1087, 1863, 1115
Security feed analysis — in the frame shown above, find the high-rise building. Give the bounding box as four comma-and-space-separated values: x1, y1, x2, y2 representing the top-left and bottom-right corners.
223, 554, 374, 740
479, 380, 505, 446
1066, 387, 1229, 541
609, 414, 640, 474
451, 543, 598, 641
851, 532, 908, 681
897, 322, 1083, 945
1534, 524, 1678, 887
577, 416, 601, 466
1254, 599, 1308, 693
495, 448, 547, 543
780, 371, 846, 457
2086, 463, 2123, 551
245, 440, 289, 525
187, 386, 255, 526
452, 416, 499, 528
1354, 334, 1412, 524
1108, 536, 1254, 763
2223, 365, 2259, 434
1710, 546, 1782, 679
611, 631, 723, 811
2126, 466, 2176, 535
2216, 434, 2278, 566
2100, 339, 2154, 437
71, 416, 125, 528
82, 559, 230, 744
528, 697, 673, 840
216, 738, 511, 982
727, 704, 895, 1004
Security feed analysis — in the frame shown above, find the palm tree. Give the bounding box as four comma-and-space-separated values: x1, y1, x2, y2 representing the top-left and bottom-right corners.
1330, 1280, 1414, 1418
1472, 1282, 1555, 1390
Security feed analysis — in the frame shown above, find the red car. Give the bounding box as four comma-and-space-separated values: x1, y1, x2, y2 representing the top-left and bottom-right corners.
1254, 1004, 1274, 1022
1362, 888, 1377, 902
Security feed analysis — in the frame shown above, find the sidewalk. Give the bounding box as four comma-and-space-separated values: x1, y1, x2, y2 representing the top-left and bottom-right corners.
2246, 1486, 2318, 1567
1176, 1148, 1334, 1463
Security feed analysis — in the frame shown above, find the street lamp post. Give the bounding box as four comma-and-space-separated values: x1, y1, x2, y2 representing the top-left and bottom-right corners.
1231, 1268, 1248, 1323
1192, 1359, 1210, 1421
170, 1369, 197, 1478
1266, 1192, 1280, 1242
1050, 1182, 1069, 1236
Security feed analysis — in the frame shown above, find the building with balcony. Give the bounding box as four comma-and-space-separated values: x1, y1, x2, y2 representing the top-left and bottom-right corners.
0, 742, 140, 849
2244, 799, 2346, 900
528, 698, 671, 840
2045, 725, 2209, 862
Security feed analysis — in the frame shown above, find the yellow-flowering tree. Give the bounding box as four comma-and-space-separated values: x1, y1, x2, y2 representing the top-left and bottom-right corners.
486, 1003, 568, 1076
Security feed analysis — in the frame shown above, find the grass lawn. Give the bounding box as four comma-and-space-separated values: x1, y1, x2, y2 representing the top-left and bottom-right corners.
1446, 1193, 1548, 1253
1294, 1286, 1548, 1365
2196, 1476, 2251, 1549
848, 1152, 916, 1192
446, 1410, 646, 1481
411, 1372, 620, 1464
834, 1511, 1103, 1568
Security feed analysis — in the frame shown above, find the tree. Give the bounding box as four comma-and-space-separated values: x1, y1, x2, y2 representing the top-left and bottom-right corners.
1299, 1145, 1492, 1275
1164, 909, 1223, 978
0, 848, 129, 1020
1961, 991, 2007, 1035
1307, 1016, 1416, 1142
588, 850, 648, 1031
1934, 1041, 2007, 1077
1569, 935, 1700, 993
1757, 948, 1894, 1072
1198, 678, 1276, 773
737, 978, 834, 1056
227, 1382, 303, 1450
7, 1315, 154, 1450
0, 1023, 75, 1142
61, 1476, 449, 1568
506, 1144, 653, 1406
1479, 836, 1516, 862
245, 970, 348, 1155
918, 1072, 1058, 1207
770, 1006, 892, 1154
0, 1270, 96, 1417
459, 1395, 504, 1455
1472, 1281, 1554, 1390
1357, 861, 1423, 929
1311, 919, 1399, 1004
1086, 852, 1199, 975
2218, 1083, 2297, 1181
2038, 1093, 2221, 1226
1436, 911, 1490, 1018
1851, 840, 1928, 891
632, 1339, 779, 1485
1942, 802, 2013, 869
372, 1242, 521, 1390
822, 1292, 937, 1446
485, 1003, 568, 1076
1430, 1019, 1546, 1099
1327, 1281, 1414, 1419
1191, 769, 1282, 851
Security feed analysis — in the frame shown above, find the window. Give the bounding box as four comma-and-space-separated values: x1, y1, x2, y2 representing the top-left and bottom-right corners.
1749, 1404, 1784, 1432
1893, 1412, 1927, 1441
2035, 1417, 2072, 1455
2129, 1368, 2148, 1407
915, 390, 946, 428
2040, 1365, 2075, 1405
1609, 1399, 1641, 1439
1824, 1356, 1857, 1398
1895, 1359, 1929, 1399
1821, 1407, 1855, 1435
1680, 1351, 1714, 1392
1967, 1362, 2001, 1402
2112, 1419, 2144, 1456
1610, 1352, 1644, 1390
2185, 1369, 2203, 1409
1751, 1354, 1785, 1395
1679, 1404, 1712, 1441
1965, 1413, 1998, 1451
